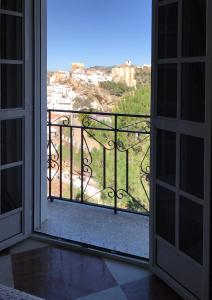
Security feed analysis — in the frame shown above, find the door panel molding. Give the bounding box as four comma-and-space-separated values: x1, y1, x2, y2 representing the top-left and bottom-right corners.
157, 239, 203, 299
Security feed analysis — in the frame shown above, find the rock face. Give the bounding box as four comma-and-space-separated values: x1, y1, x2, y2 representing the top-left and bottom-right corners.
65, 78, 120, 112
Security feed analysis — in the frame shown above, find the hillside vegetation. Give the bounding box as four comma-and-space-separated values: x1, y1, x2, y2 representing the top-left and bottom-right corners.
78, 86, 151, 212
52, 78, 151, 212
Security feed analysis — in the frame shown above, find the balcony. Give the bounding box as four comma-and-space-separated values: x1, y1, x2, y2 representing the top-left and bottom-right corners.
40, 110, 150, 258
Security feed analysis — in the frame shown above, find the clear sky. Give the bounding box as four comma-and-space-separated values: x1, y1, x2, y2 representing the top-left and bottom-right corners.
47, 0, 152, 71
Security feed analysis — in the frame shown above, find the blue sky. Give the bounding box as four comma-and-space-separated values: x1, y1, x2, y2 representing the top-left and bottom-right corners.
47, 0, 151, 71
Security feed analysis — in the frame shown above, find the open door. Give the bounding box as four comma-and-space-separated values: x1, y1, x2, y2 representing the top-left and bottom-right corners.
151, 0, 212, 299
0, 0, 33, 250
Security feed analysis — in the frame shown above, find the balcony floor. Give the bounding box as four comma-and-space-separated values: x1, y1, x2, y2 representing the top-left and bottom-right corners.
38, 200, 149, 258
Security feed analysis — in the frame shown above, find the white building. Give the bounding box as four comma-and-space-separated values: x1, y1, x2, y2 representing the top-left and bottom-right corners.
49, 71, 70, 85
71, 69, 112, 86
72, 69, 88, 83
87, 71, 112, 85
47, 84, 78, 110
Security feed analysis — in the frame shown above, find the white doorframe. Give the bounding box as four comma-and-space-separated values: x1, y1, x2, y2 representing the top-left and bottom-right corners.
33, 0, 47, 229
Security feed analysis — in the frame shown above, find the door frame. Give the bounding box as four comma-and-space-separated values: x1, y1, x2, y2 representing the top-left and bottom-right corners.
33, 0, 47, 230
32, 0, 152, 265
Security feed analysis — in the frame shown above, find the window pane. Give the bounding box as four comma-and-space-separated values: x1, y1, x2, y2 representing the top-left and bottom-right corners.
158, 3, 178, 59
181, 63, 205, 123
179, 197, 203, 264
180, 135, 204, 199
1, 64, 23, 108
156, 129, 176, 186
182, 0, 206, 57
0, 14, 22, 60
157, 64, 177, 118
1, 166, 22, 214
156, 185, 175, 245
1, 119, 22, 165
0, 0, 22, 12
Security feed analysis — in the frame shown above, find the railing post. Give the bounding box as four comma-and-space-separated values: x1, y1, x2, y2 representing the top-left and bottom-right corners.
114, 115, 118, 214
103, 147, 106, 189
81, 128, 84, 203
48, 110, 53, 202
126, 150, 129, 193
70, 126, 73, 201
59, 126, 63, 198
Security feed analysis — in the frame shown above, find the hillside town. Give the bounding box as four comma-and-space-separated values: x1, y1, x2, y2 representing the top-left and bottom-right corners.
47, 60, 151, 213
47, 61, 151, 111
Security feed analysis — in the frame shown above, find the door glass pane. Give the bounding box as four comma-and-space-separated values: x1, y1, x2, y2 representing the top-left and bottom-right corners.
156, 185, 175, 245
181, 63, 205, 123
1, 166, 22, 214
158, 3, 178, 59
180, 135, 204, 199
156, 129, 176, 186
182, 0, 206, 57
1, 119, 22, 165
157, 64, 177, 118
179, 197, 203, 264
0, 0, 22, 12
0, 14, 22, 60
1, 64, 23, 108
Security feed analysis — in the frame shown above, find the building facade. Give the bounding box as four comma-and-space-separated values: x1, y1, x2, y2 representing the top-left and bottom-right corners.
49, 71, 70, 84
112, 60, 137, 88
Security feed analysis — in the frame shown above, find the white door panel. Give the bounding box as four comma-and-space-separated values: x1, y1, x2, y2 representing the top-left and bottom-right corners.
150, 0, 211, 299
0, 0, 33, 250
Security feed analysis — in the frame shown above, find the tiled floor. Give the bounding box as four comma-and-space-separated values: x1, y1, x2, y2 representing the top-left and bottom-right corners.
0, 239, 182, 300
38, 200, 149, 258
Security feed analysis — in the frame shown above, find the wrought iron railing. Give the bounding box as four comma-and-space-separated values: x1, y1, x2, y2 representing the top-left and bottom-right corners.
47, 109, 150, 215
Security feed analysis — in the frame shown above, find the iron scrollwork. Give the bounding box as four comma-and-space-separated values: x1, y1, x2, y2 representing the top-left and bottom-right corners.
47, 140, 59, 181
47, 110, 150, 214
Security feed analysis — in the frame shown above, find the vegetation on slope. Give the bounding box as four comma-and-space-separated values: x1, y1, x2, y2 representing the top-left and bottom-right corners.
54, 86, 151, 213
83, 86, 151, 212
100, 81, 133, 96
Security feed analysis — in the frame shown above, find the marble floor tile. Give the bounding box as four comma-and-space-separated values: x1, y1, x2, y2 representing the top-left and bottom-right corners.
12, 246, 117, 300
121, 275, 182, 300
10, 239, 48, 255
0, 255, 14, 288
76, 286, 128, 300
0, 238, 184, 300
104, 258, 151, 285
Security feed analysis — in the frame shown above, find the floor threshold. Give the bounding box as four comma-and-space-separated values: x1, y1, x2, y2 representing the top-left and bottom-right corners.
31, 232, 150, 269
